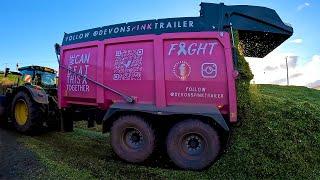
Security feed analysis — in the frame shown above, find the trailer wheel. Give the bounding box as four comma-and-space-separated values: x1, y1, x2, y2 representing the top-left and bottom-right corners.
11, 91, 42, 133
166, 119, 220, 170
111, 115, 155, 163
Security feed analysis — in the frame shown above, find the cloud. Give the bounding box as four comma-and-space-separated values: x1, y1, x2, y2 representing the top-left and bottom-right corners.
306, 80, 320, 89
264, 66, 278, 71
280, 56, 298, 69
246, 52, 320, 87
297, 2, 310, 11
289, 73, 303, 79
290, 39, 303, 44
270, 73, 303, 85
271, 78, 287, 84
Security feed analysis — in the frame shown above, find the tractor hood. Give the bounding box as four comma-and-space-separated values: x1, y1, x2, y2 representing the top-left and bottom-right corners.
200, 3, 293, 57
62, 3, 293, 58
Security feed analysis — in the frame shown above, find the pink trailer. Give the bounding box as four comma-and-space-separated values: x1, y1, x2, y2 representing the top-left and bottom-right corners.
59, 32, 236, 123
57, 3, 292, 170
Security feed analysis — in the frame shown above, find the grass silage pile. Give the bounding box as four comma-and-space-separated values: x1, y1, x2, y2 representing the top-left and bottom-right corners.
220, 31, 320, 178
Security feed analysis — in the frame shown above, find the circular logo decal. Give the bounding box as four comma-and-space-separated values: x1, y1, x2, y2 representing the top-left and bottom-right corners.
173, 61, 191, 80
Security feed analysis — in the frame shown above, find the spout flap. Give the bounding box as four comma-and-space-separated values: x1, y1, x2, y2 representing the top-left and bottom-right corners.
201, 3, 293, 57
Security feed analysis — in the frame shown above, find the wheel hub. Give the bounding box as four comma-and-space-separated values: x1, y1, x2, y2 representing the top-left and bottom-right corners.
183, 134, 204, 155
124, 128, 144, 149
14, 100, 28, 126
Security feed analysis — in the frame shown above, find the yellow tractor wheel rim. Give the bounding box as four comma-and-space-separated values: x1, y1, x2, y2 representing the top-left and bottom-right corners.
14, 100, 28, 126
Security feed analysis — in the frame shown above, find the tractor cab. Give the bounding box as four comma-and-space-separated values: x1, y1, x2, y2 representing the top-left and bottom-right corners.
18, 66, 57, 89
0, 65, 60, 132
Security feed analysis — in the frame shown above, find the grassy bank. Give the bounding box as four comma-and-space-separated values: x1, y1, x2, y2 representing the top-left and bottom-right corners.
17, 84, 320, 179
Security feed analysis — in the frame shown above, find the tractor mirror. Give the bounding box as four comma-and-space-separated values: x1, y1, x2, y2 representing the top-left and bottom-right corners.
4, 68, 9, 77
54, 43, 61, 55
54, 43, 61, 63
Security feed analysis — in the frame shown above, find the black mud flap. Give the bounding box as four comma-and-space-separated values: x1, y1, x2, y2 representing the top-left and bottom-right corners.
15, 85, 49, 105
25, 85, 49, 104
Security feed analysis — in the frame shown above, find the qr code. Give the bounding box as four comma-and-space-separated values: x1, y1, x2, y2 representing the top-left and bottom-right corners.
113, 49, 143, 80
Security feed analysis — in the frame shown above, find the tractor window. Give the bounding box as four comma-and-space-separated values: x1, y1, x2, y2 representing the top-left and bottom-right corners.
39, 71, 56, 86
20, 70, 34, 83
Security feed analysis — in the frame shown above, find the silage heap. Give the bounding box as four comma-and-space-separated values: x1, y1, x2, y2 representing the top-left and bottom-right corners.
234, 31, 254, 122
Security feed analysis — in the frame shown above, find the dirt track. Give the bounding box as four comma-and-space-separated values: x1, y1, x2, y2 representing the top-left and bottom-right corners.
0, 128, 43, 179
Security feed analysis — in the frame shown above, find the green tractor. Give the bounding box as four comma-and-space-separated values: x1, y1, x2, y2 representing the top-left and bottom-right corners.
0, 66, 60, 133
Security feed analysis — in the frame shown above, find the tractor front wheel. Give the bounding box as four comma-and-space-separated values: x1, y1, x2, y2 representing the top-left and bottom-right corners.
11, 91, 42, 133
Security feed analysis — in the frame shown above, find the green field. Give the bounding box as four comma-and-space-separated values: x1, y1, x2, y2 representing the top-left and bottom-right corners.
14, 84, 320, 179
0, 74, 18, 94
0, 73, 19, 81
0, 74, 19, 86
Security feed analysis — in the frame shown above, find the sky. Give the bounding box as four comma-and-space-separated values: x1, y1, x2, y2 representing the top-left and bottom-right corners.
0, 0, 319, 88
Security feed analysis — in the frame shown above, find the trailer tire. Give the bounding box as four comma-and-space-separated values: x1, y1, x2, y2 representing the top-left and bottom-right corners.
111, 115, 155, 163
11, 91, 43, 133
166, 119, 220, 170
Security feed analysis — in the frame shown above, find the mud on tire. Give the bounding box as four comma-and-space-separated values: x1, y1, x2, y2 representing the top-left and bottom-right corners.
166, 119, 220, 170
111, 115, 155, 163
11, 91, 43, 133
